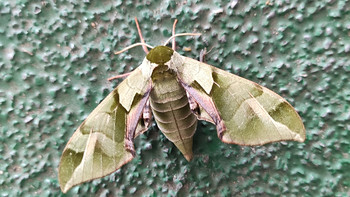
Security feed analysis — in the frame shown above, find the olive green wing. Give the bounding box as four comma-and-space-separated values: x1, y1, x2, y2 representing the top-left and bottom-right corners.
59, 68, 152, 193
178, 57, 305, 146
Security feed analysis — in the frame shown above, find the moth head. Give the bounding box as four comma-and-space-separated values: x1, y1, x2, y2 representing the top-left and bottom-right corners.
146, 46, 174, 65
145, 45, 184, 72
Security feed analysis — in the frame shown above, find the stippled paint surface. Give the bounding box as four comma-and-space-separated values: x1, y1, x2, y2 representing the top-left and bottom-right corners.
0, 0, 349, 196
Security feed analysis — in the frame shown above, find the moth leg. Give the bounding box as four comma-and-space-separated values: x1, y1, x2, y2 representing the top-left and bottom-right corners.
186, 91, 214, 124
199, 47, 213, 62
186, 91, 200, 116
180, 81, 227, 139
142, 99, 152, 128
199, 48, 207, 62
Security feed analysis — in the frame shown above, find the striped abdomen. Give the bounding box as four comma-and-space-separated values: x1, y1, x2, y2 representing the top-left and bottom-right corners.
150, 66, 197, 161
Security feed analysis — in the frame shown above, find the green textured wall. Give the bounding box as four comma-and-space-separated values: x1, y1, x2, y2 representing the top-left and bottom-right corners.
1, 0, 349, 196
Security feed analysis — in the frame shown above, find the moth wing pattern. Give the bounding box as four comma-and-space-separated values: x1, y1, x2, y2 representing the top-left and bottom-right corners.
58, 68, 152, 193
178, 56, 306, 145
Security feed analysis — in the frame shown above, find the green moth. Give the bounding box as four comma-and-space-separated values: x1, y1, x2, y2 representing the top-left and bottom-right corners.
59, 19, 305, 193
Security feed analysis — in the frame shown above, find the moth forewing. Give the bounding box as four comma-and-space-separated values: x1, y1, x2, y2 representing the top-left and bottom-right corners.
58, 68, 152, 193
176, 55, 305, 145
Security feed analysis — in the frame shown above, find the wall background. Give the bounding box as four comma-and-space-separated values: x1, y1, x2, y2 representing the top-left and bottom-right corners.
0, 0, 349, 196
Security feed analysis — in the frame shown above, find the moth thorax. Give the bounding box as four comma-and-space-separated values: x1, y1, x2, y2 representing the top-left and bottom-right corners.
151, 64, 176, 82
146, 46, 174, 65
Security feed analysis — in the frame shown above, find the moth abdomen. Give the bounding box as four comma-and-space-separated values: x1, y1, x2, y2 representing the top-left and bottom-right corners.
150, 72, 197, 161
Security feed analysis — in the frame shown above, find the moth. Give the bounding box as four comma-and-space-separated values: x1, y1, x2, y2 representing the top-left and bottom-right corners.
59, 19, 305, 193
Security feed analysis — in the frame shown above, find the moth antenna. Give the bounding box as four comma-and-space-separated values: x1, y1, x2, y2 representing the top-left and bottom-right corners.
172, 19, 178, 50
163, 33, 201, 47
134, 17, 149, 54
108, 72, 131, 81
114, 43, 154, 55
